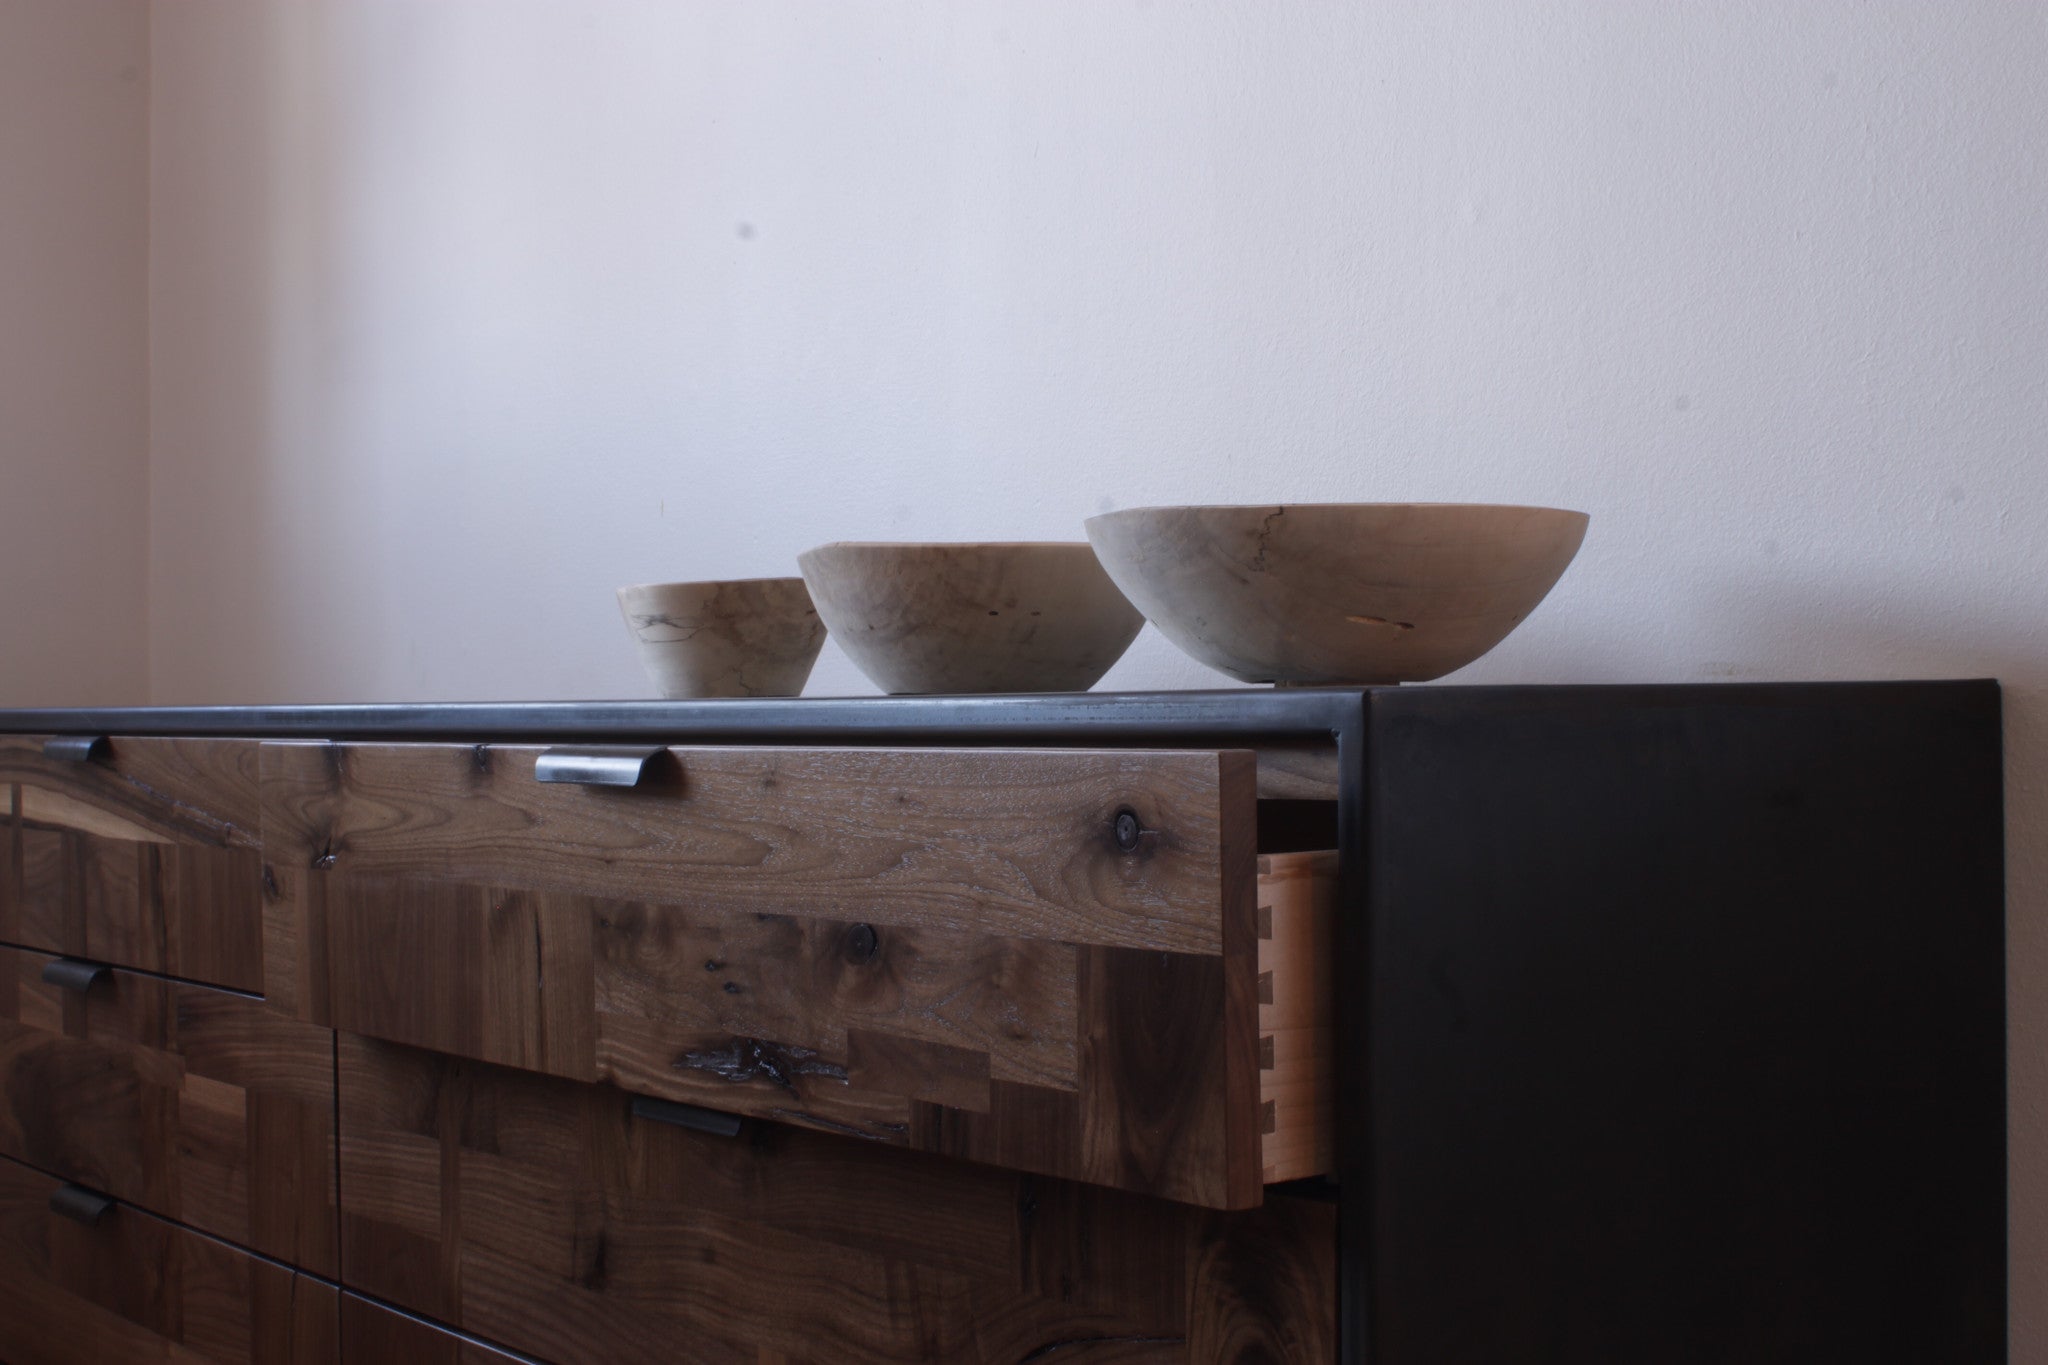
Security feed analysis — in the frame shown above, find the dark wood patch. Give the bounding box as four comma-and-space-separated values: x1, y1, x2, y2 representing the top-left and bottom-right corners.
9, 822, 261, 992
159, 843, 267, 992
1081, 945, 1237, 1206
320, 876, 598, 1081
909, 1079, 1082, 1182
78, 836, 156, 977
0, 785, 13, 947
847, 1027, 992, 1112
1188, 1196, 1339, 1365
13, 825, 77, 956
341, 1293, 538, 1364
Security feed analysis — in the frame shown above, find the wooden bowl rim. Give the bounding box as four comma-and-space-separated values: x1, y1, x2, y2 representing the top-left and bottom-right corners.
1086, 502, 1589, 522
616, 576, 812, 595
801, 541, 1100, 553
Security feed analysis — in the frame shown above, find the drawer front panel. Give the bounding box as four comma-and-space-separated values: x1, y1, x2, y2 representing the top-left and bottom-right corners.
342, 1295, 541, 1365
260, 742, 1245, 953
338, 1035, 1337, 1365
0, 945, 339, 1274
0, 1154, 339, 1364
266, 742, 1269, 1209
1, 735, 264, 991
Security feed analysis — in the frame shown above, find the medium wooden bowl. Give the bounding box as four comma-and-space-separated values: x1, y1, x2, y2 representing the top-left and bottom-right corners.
796, 542, 1144, 694
1084, 503, 1589, 685
616, 577, 827, 698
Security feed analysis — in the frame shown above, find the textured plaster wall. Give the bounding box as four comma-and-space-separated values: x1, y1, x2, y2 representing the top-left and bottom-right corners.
0, 0, 149, 704
141, 2, 2046, 1347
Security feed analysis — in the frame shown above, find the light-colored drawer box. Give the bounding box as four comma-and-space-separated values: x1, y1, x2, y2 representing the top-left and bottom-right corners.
1258, 849, 1338, 1184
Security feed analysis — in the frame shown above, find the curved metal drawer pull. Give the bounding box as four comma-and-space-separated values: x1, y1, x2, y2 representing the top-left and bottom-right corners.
40, 959, 108, 994
533, 746, 666, 787
49, 1184, 113, 1226
631, 1094, 742, 1139
43, 735, 109, 763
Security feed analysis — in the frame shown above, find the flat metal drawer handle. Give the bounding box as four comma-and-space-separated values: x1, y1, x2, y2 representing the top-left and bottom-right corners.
533, 745, 666, 788
40, 959, 108, 994
49, 1184, 112, 1226
631, 1094, 742, 1139
43, 735, 109, 763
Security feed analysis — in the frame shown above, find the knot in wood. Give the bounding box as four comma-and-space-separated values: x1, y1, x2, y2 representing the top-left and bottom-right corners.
846, 923, 880, 964
1113, 808, 1143, 854
681, 1037, 847, 1091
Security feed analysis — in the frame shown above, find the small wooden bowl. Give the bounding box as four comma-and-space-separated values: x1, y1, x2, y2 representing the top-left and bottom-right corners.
796, 542, 1144, 694
1084, 503, 1589, 685
616, 578, 827, 698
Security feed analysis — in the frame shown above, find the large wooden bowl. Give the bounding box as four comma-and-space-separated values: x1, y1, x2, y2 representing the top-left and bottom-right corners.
1084, 503, 1589, 685
796, 542, 1144, 694
616, 577, 827, 698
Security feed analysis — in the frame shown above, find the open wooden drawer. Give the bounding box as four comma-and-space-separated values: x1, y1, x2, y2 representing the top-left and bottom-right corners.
261, 741, 1337, 1209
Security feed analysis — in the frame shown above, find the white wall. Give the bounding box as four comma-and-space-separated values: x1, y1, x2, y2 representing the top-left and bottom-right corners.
144, 0, 2046, 1346
0, 0, 148, 704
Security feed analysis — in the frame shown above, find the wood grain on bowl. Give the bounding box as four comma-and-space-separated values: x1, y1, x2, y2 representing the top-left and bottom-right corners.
1085, 503, 1588, 685
796, 542, 1143, 694
616, 578, 826, 699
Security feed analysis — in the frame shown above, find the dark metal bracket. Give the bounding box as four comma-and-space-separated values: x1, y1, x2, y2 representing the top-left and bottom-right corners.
630, 1094, 742, 1139
42, 735, 109, 763
40, 959, 109, 994
48, 1183, 113, 1226
533, 745, 666, 787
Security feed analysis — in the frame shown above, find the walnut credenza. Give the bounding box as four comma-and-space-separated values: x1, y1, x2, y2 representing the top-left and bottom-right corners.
0, 685, 2007, 1362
